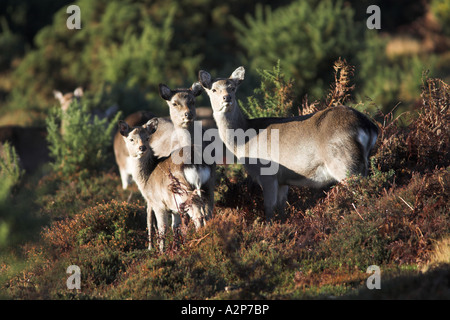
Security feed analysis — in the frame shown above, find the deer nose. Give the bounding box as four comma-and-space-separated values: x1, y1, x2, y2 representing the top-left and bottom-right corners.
184, 112, 193, 120
139, 145, 147, 152
223, 95, 231, 102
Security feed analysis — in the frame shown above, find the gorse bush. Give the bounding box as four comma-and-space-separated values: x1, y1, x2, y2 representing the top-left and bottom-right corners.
46, 99, 120, 178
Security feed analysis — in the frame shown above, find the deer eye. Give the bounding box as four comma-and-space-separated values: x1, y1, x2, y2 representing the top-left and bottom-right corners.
212, 89, 217, 93
129, 138, 134, 142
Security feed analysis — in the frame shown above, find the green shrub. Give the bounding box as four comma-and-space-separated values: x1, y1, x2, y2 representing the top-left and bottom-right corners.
0, 142, 24, 248
355, 32, 431, 113
0, 18, 25, 71
233, 0, 361, 100
0, 141, 24, 197
46, 99, 120, 178
238, 60, 295, 118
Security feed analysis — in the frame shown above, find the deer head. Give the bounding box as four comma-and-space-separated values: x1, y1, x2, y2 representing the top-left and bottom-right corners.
198, 66, 245, 114
158, 82, 203, 129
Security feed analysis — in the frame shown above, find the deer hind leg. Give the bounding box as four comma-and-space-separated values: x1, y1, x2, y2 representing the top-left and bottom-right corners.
146, 206, 154, 250
326, 138, 367, 182
260, 176, 279, 222
119, 168, 131, 190
171, 213, 183, 248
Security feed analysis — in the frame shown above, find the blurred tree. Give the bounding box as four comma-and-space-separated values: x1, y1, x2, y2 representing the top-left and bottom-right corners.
5, 0, 280, 114
431, 0, 450, 36
232, 0, 363, 102
0, 0, 72, 45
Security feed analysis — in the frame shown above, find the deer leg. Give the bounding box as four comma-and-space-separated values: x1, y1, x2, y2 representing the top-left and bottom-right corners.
146, 205, 154, 250
203, 177, 215, 221
119, 168, 130, 190
260, 177, 278, 222
171, 213, 183, 248
153, 208, 168, 252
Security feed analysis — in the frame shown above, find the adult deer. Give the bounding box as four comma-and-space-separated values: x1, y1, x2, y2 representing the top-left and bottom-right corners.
113, 82, 203, 190
119, 118, 214, 251
199, 66, 378, 221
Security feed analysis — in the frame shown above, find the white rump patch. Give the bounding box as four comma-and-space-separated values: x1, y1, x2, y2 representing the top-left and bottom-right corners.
184, 166, 211, 194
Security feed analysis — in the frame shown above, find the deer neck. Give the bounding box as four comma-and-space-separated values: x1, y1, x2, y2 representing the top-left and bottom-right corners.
213, 101, 249, 151
130, 151, 155, 187
174, 124, 194, 147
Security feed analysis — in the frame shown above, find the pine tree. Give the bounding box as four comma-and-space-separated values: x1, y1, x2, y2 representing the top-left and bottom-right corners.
239, 60, 295, 118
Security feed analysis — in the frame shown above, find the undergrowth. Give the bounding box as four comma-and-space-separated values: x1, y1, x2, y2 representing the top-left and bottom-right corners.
1, 62, 449, 300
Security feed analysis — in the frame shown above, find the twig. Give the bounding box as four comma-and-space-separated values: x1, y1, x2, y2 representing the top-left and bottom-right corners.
188, 233, 210, 247
398, 196, 414, 211
351, 203, 364, 221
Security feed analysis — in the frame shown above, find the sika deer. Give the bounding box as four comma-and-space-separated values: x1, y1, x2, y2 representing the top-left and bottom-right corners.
199, 66, 378, 221
119, 119, 214, 251
113, 82, 203, 190
53, 87, 118, 135
53, 87, 84, 112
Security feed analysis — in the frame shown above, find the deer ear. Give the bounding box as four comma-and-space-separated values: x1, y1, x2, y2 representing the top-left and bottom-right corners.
230, 66, 245, 85
145, 118, 158, 134
190, 81, 203, 97
118, 120, 130, 137
53, 90, 63, 102
198, 70, 212, 89
158, 84, 173, 101
74, 87, 83, 98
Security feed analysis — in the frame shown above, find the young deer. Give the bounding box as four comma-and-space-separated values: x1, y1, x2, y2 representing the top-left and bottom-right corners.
113, 82, 203, 190
113, 110, 155, 190
119, 118, 214, 251
199, 66, 378, 221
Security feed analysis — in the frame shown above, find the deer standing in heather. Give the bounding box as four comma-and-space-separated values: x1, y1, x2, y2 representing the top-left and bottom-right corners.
199, 66, 378, 221
119, 118, 214, 252
113, 82, 203, 190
